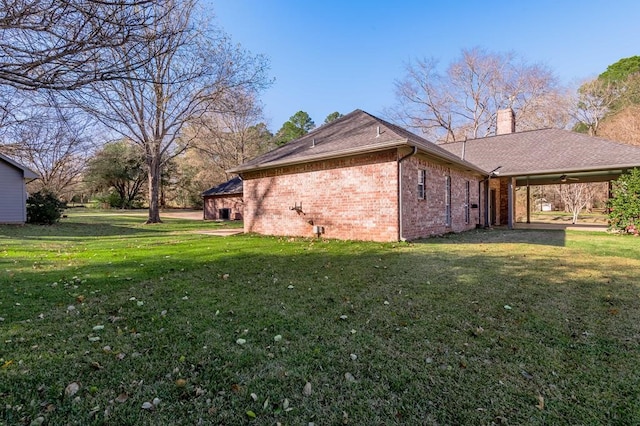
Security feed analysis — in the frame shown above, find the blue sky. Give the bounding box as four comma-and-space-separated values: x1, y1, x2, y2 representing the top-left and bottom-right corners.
209, 0, 640, 132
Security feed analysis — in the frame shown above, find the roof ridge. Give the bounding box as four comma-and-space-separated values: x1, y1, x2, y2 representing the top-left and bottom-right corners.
305, 109, 364, 136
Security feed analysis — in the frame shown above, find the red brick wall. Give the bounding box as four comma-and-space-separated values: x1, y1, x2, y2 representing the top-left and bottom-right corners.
203, 194, 244, 220
242, 151, 399, 241
401, 155, 482, 239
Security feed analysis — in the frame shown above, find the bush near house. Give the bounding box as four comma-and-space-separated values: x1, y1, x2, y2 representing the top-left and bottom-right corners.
26, 191, 66, 224
608, 168, 640, 234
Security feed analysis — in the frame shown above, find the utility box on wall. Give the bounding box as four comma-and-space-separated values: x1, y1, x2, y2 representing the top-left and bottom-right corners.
312, 225, 325, 235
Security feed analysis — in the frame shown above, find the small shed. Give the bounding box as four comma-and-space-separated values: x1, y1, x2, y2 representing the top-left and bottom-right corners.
0, 153, 39, 224
202, 176, 243, 220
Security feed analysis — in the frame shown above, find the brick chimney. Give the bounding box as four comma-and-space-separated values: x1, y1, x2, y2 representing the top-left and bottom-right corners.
496, 108, 515, 135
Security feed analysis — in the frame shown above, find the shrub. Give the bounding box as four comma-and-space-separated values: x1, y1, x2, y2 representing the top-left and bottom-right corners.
26, 191, 66, 225
608, 168, 640, 234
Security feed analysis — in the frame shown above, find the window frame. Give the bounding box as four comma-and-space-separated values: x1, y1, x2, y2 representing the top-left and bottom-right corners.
417, 169, 426, 200
465, 180, 470, 224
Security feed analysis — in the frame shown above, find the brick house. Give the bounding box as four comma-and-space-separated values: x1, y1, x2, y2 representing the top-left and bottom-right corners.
230, 108, 640, 241
230, 110, 487, 241
440, 109, 640, 226
202, 176, 244, 220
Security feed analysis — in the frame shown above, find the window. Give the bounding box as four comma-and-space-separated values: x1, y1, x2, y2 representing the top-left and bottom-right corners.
445, 176, 452, 226
465, 181, 470, 224
418, 170, 426, 200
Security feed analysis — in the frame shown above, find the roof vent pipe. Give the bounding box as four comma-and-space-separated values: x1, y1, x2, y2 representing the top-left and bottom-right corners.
312, 138, 315, 147
461, 137, 467, 160
376, 126, 381, 137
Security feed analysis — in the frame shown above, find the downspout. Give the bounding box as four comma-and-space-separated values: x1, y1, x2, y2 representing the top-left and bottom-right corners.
398, 145, 418, 241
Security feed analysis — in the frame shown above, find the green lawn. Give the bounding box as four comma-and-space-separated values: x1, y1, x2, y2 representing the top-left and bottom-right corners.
1, 213, 639, 425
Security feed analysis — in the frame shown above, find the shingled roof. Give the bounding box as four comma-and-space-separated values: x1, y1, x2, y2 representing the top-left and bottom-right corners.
0, 153, 38, 179
440, 128, 640, 177
202, 176, 243, 197
229, 109, 487, 175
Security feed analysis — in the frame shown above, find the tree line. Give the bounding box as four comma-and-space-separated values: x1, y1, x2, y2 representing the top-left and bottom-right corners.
0, 1, 638, 222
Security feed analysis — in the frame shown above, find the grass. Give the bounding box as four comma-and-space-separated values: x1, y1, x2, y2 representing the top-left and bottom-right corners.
1, 212, 640, 425
523, 211, 609, 224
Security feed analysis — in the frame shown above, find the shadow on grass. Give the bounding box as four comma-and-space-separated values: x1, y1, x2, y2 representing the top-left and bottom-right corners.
415, 228, 567, 247
1, 236, 639, 425
0, 217, 232, 241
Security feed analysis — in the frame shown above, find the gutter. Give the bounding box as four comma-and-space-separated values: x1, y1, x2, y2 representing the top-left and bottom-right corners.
398, 146, 418, 241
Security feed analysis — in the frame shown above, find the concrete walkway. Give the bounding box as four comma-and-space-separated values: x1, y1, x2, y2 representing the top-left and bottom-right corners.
513, 222, 608, 232
195, 229, 244, 236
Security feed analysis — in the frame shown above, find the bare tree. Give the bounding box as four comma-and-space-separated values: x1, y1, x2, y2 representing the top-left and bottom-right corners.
0, 0, 175, 90
1, 96, 92, 200
571, 79, 619, 136
192, 90, 273, 180
598, 105, 640, 145
68, 0, 270, 223
387, 47, 565, 142
555, 183, 598, 224
167, 91, 272, 207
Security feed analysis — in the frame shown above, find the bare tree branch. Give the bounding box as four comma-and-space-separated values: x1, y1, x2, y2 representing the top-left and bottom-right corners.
0, 0, 176, 90
1, 94, 93, 199
387, 47, 566, 142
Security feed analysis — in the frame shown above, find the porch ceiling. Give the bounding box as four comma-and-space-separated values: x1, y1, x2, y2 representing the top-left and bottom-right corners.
513, 167, 631, 186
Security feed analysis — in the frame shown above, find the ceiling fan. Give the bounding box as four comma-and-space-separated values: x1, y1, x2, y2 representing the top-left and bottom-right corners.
558, 174, 579, 183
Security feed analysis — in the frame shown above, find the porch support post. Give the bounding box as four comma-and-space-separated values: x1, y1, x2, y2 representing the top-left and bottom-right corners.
483, 179, 490, 227
508, 178, 514, 230
526, 179, 531, 224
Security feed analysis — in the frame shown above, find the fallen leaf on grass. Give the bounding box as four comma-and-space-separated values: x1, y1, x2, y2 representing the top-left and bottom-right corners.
141, 401, 154, 410
246, 410, 256, 419
115, 393, 128, 403
536, 395, 545, 410
65, 382, 80, 397
344, 372, 356, 382
175, 378, 187, 388
30, 416, 45, 425
303, 382, 312, 396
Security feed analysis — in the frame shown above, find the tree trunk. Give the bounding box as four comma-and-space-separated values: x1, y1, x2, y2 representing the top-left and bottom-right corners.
146, 155, 162, 223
